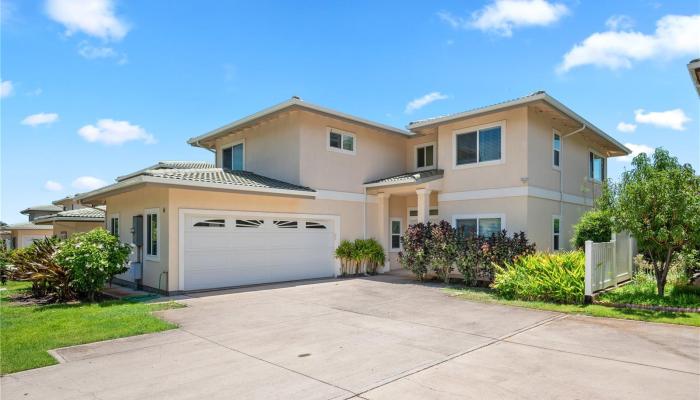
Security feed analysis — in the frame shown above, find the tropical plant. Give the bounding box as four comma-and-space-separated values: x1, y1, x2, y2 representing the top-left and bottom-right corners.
362, 238, 386, 275
456, 230, 535, 284
55, 228, 131, 301
605, 148, 700, 296
571, 209, 613, 248
428, 221, 459, 283
0, 243, 10, 285
335, 239, 356, 275
11, 237, 74, 301
492, 251, 585, 304
398, 222, 432, 280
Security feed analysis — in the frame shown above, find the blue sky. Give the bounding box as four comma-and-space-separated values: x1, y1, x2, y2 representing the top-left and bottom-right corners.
1, 0, 698, 224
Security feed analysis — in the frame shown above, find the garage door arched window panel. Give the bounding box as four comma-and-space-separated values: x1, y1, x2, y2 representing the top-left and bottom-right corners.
305, 221, 327, 229
274, 220, 298, 229
145, 208, 159, 260
193, 218, 226, 228
236, 219, 264, 228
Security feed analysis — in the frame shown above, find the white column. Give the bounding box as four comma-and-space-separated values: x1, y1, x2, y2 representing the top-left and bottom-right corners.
377, 193, 391, 272
416, 189, 432, 224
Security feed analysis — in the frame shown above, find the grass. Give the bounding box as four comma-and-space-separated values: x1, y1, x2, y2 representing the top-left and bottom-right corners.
445, 286, 700, 327
0, 281, 184, 374
596, 278, 700, 308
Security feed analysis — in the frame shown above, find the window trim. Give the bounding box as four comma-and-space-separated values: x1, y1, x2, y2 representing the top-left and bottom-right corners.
452, 120, 506, 170
390, 218, 402, 252
414, 142, 436, 171
326, 127, 356, 155
407, 207, 439, 224
144, 208, 160, 261
552, 215, 561, 251
451, 213, 506, 237
109, 213, 120, 238
552, 130, 561, 170
588, 148, 605, 183
220, 139, 246, 170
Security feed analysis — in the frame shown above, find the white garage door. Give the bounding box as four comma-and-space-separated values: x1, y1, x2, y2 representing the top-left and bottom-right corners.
21, 234, 48, 249
182, 212, 336, 291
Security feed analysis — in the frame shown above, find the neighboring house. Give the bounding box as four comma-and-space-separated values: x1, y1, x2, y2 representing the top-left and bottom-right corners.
20, 204, 63, 222
77, 91, 629, 294
5, 204, 62, 249
688, 58, 700, 96
33, 206, 106, 239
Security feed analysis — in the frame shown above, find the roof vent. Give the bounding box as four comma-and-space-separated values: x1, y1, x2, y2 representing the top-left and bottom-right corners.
291, 95, 302, 100
531, 90, 546, 96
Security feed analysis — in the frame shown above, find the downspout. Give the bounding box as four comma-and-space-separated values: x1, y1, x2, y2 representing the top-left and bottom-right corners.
363, 186, 367, 239
560, 124, 586, 220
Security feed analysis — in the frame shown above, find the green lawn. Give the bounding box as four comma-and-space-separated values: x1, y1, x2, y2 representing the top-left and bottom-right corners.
596, 280, 700, 308
444, 287, 700, 327
0, 281, 184, 374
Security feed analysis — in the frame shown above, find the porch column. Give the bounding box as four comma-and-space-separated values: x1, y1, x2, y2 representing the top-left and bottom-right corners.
416, 188, 431, 223
377, 192, 391, 272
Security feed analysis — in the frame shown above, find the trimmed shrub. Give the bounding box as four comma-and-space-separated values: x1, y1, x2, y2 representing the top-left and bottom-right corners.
55, 229, 131, 301
398, 223, 431, 280
428, 221, 459, 283
571, 209, 613, 248
492, 251, 585, 304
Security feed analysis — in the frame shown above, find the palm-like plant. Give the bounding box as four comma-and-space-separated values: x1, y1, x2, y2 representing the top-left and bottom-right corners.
11, 237, 74, 302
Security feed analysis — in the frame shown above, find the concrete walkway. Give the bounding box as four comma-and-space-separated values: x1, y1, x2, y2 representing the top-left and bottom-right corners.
2, 274, 698, 399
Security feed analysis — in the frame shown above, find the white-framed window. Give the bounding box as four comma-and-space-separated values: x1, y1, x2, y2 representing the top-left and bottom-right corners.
327, 127, 356, 155
415, 142, 435, 170
453, 121, 505, 169
589, 151, 605, 182
222, 140, 245, 170
452, 214, 505, 238
552, 130, 561, 169
390, 218, 402, 251
145, 208, 160, 260
407, 207, 439, 224
552, 215, 561, 251
109, 214, 120, 238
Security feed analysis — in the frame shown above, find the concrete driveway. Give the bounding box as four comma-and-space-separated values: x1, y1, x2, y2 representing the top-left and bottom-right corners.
2, 274, 699, 399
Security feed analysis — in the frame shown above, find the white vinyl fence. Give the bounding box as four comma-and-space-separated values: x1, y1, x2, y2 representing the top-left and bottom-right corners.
584, 232, 637, 300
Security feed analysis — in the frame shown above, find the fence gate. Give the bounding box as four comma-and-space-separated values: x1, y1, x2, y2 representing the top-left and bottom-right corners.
584, 232, 636, 300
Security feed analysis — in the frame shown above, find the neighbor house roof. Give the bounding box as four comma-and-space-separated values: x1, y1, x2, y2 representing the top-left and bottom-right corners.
688, 58, 700, 96
364, 169, 444, 187
187, 96, 411, 148
117, 160, 215, 181
7, 222, 54, 230
78, 167, 316, 204
409, 91, 630, 157
19, 204, 63, 215
33, 206, 106, 225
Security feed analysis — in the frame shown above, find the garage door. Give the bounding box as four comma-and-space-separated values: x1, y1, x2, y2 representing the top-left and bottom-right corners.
182, 212, 336, 291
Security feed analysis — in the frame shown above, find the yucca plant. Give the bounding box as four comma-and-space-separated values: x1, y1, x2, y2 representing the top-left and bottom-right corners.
335, 239, 356, 276
363, 238, 386, 275
352, 239, 370, 275
492, 251, 585, 304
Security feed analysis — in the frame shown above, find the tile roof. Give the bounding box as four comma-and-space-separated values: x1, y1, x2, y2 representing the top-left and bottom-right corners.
143, 168, 315, 192
117, 160, 215, 181
364, 169, 444, 186
34, 206, 106, 223
6, 222, 54, 230
20, 204, 63, 214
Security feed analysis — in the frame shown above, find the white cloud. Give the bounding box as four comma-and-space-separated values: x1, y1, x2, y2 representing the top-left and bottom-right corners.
634, 108, 690, 131
441, 0, 568, 37
44, 180, 64, 192
45, 0, 129, 41
77, 41, 128, 64
1, 80, 13, 98
605, 15, 635, 31
72, 176, 107, 191
616, 143, 655, 163
78, 119, 156, 145
616, 122, 637, 133
26, 88, 43, 96
405, 92, 449, 114
558, 14, 700, 72
21, 112, 59, 126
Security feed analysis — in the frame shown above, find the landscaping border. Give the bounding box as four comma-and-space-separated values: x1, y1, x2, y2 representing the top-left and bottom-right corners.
594, 301, 700, 313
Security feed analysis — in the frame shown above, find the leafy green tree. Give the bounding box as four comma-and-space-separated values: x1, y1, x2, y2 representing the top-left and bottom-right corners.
571, 209, 613, 248
608, 148, 700, 296
55, 228, 132, 301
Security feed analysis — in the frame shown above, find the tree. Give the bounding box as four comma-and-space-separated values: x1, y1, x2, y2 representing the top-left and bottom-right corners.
609, 148, 700, 296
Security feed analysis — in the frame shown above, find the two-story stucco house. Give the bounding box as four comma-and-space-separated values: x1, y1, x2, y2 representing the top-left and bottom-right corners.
77, 91, 629, 294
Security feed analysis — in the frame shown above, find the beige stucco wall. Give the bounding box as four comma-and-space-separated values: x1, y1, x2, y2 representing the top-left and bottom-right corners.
213, 111, 302, 185
405, 133, 438, 172
526, 197, 591, 251
52, 221, 104, 238
298, 112, 406, 192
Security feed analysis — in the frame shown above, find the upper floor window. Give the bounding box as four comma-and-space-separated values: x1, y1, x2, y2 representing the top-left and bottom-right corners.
589, 152, 604, 182
415, 143, 435, 170
327, 128, 355, 155
454, 122, 503, 168
222, 141, 244, 170
552, 131, 561, 168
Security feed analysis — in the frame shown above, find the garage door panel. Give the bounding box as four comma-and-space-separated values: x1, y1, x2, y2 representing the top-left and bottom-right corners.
183, 212, 336, 291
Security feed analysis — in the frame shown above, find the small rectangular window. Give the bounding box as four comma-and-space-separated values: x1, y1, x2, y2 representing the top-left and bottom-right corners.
146, 211, 158, 257
236, 219, 263, 228
274, 220, 298, 229
223, 142, 244, 170
328, 128, 356, 154
305, 221, 327, 229
416, 143, 435, 170
553, 216, 561, 251
589, 152, 604, 181
110, 216, 119, 238
391, 219, 402, 250
553, 132, 561, 168
194, 219, 225, 228
455, 124, 502, 166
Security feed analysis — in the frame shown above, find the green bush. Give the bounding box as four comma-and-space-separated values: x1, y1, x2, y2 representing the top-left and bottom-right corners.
571, 209, 613, 249
55, 229, 131, 301
428, 221, 459, 283
360, 238, 386, 275
398, 223, 431, 280
456, 230, 536, 285
334, 238, 385, 275
492, 251, 585, 304
335, 240, 355, 275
